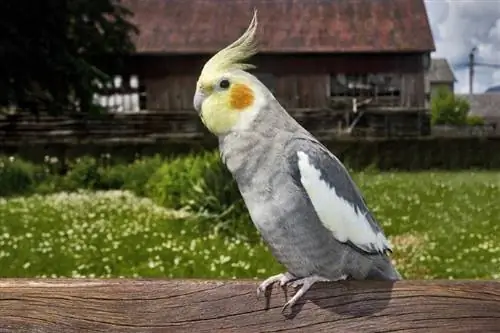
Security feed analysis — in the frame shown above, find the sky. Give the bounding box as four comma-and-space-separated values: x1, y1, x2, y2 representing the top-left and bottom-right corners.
424, 0, 500, 93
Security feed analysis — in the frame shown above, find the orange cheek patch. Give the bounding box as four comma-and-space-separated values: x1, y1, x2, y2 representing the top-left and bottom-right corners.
229, 83, 255, 110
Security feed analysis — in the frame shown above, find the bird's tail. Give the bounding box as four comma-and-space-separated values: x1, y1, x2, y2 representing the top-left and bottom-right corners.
367, 256, 403, 280
388, 266, 403, 280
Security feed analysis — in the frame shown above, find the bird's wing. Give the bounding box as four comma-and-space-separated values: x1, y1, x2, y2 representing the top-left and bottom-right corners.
285, 135, 392, 255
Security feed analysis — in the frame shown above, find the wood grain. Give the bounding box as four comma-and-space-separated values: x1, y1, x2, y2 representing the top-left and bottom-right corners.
0, 279, 499, 332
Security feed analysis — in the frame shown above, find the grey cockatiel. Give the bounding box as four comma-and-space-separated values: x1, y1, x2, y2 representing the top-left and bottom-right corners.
192, 10, 401, 312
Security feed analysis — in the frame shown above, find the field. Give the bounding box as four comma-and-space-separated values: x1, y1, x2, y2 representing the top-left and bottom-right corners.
1, 167, 499, 280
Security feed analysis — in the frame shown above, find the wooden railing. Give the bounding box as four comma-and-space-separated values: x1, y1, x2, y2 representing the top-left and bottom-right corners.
0, 111, 207, 144
0, 109, 346, 145
1, 110, 499, 147
0, 279, 499, 332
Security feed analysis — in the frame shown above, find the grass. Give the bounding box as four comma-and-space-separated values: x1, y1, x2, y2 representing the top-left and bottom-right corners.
354, 171, 500, 279
0, 171, 499, 280
0, 190, 282, 279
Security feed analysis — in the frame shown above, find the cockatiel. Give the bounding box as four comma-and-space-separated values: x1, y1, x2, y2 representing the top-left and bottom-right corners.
193, 10, 402, 312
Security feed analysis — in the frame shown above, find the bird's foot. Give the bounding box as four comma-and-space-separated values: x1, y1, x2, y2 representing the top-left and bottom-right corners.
281, 274, 348, 314
256, 272, 296, 298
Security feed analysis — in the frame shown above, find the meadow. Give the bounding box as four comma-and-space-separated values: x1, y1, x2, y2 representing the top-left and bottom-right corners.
0, 154, 499, 280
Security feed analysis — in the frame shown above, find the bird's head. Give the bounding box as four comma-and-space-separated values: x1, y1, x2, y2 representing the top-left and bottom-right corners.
193, 10, 269, 136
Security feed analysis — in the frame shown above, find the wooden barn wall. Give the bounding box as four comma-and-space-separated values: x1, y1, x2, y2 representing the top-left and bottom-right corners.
400, 71, 426, 108
273, 74, 330, 109
126, 53, 426, 111
144, 75, 197, 111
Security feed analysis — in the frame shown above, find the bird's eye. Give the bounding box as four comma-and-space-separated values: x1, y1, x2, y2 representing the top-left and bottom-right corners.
219, 79, 230, 89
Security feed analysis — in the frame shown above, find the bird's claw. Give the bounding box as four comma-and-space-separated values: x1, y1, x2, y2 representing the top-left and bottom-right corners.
280, 275, 344, 314
256, 285, 265, 299
258, 274, 346, 314
256, 272, 295, 299
281, 300, 293, 313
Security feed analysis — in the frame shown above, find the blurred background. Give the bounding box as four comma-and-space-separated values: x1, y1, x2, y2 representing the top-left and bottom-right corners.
0, 0, 498, 281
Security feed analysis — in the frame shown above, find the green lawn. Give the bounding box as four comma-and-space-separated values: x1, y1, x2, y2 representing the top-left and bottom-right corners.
0, 171, 499, 280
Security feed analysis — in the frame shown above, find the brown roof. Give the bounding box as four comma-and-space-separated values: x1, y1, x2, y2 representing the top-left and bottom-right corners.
122, 0, 436, 54
428, 58, 456, 83
458, 93, 500, 119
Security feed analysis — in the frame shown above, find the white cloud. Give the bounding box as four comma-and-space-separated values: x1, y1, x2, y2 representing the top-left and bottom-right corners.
425, 0, 500, 93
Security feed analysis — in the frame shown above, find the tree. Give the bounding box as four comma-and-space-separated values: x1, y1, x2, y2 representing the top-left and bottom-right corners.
0, 0, 138, 115
430, 86, 471, 125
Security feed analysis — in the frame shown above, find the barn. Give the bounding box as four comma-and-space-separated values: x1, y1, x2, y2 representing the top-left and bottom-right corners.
116, 0, 436, 137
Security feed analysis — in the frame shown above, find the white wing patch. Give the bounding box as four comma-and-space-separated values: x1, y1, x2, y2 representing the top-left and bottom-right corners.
296, 151, 390, 253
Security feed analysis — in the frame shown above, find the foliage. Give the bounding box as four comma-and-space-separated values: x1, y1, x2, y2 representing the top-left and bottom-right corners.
466, 115, 485, 126
0, 0, 138, 115
0, 157, 44, 196
99, 155, 165, 196
431, 87, 471, 125
63, 156, 102, 190
146, 151, 246, 217
0, 154, 167, 197
1, 172, 499, 279
0, 151, 253, 240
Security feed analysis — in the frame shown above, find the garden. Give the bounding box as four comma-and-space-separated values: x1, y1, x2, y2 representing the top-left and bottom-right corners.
0, 153, 499, 280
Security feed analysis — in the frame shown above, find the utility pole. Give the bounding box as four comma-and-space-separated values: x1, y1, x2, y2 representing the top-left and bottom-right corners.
469, 47, 477, 98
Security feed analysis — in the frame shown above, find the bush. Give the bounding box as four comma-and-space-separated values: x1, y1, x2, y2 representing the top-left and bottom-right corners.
99, 155, 164, 196
466, 115, 485, 126
35, 174, 67, 194
431, 87, 470, 125
33, 155, 166, 194
146, 151, 244, 216
0, 156, 40, 196
97, 163, 128, 190
62, 156, 101, 191
146, 154, 205, 210
0, 154, 185, 198
122, 155, 165, 196
187, 153, 245, 217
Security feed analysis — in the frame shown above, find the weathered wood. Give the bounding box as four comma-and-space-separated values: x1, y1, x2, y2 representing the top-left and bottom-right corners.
0, 110, 498, 149
143, 75, 197, 111
132, 54, 426, 78
0, 279, 498, 333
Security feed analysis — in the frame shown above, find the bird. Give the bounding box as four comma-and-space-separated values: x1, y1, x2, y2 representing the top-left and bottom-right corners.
192, 9, 402, 313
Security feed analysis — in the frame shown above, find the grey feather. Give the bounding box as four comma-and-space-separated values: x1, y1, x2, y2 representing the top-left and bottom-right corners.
218, 85, 401, 282
285, 135, 392, 255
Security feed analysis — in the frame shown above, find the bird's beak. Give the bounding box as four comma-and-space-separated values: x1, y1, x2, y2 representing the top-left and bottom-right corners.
193, 90, 205, 114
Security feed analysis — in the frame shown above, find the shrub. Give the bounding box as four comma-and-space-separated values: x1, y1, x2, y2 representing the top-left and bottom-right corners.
466, 115, 485, 126
99, 155, 164, 195
47, 155, 165, 194
186, 153, 245, 217
35, 174, 67, 194
146, 151, 256, 240
121, 155, 165, 196
62, 156, 101, 191
146, 154, 203, 210
1, 154, 167, 197
431, 87, 470, 125
146, 151, 244, 216
98, 163, 127, 190
0, 156, 40, 196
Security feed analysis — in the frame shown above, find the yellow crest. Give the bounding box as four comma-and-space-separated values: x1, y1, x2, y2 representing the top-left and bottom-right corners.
199, 9, 259, 80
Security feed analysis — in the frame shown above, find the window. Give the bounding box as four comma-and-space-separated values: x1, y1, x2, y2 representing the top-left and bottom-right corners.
93, 75, 146, 113
330, 73, 402, 107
